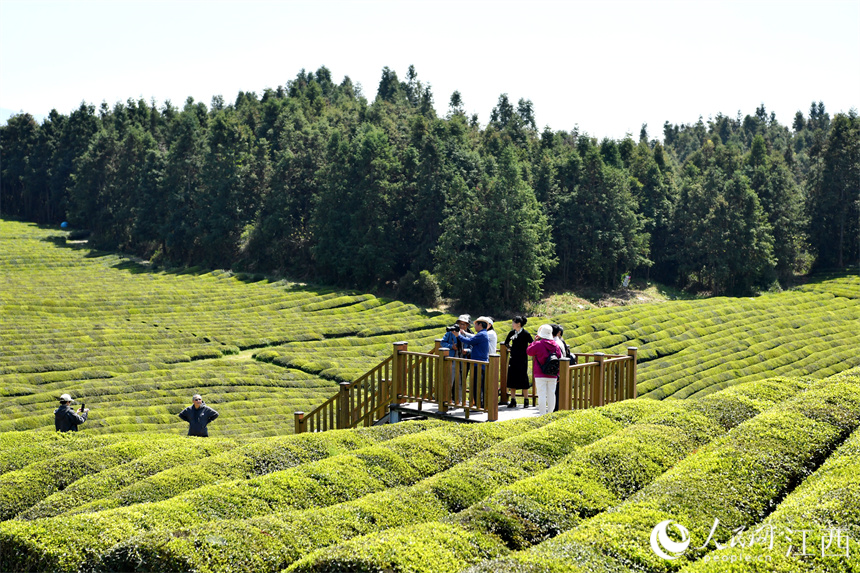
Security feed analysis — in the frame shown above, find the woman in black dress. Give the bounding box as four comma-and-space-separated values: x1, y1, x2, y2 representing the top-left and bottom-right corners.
503, 316, 533, 408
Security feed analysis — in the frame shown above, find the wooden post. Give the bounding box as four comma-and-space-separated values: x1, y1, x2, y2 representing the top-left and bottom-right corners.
436, 347, 449, 412
499, 344, 509, 405
294, 411, 305, 434
592, 352, 606, 407
337, 382, 351, 429
487, 354, 500, 421
558, 357, 572, 410
627, 347, 638, 399
392, 342, 408, 408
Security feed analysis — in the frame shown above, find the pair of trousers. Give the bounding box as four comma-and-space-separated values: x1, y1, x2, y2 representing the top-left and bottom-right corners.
535, 377, 557, 415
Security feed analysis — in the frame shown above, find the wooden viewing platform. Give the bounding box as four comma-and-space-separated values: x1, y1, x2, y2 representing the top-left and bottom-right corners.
294, 340, 638, 433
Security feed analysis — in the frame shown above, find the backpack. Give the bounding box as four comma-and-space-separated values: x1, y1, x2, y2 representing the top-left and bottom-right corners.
541, 352, 560, 376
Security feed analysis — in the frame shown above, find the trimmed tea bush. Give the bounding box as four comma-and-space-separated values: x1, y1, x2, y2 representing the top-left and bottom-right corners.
0, 419, 537, 571
681, 421, 860, 572
477, 373, 860, 572
101, 410, 619, 572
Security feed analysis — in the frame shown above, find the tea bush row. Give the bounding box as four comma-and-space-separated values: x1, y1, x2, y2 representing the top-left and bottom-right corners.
102, 409, 620, 572
451, 377, 809, 552
681, 422, 860, 572
17, 438, 244, 520
33, 420, 443, 518
474, 370, 860, 572
285, 377, 807, 573
641, 322, 860, 399
0, 418, 538, 571
0, 359, 338, 435
0, 436, 192, 520
119, 377, 806, 573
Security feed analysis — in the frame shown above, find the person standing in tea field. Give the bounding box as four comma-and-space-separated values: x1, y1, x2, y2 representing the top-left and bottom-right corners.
55, 393, 88, 432
179, 394, 219, 437
502, 316, 533, 408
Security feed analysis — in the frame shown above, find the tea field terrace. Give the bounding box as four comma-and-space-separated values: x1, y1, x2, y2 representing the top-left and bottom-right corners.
0, 369, 858, 572
1, 219, 859, 436
0, 220, 453, 435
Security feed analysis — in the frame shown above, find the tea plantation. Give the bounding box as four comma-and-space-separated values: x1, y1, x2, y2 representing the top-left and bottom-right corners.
1, 219, 859, 572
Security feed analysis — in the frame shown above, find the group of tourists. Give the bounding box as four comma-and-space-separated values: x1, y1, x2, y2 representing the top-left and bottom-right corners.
54, 393, 219, 436
440, 314, 570, 416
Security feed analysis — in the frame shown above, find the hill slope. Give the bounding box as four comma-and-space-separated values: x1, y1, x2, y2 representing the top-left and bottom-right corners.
1, 219, 858, 434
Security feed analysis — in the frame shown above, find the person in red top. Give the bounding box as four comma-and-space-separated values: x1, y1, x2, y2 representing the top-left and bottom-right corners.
527, 324, 562, 415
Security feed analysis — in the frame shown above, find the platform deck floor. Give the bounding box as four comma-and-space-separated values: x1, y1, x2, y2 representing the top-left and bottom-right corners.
397, 400, 545, 423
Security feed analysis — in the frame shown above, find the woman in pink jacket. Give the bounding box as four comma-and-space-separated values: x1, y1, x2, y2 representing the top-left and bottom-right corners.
527, 324, 562, 415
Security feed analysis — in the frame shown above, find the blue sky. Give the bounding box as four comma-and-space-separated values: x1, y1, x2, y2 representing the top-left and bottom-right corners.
1, 0, 858, 140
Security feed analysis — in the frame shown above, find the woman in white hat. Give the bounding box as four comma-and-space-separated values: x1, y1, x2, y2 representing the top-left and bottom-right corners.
526, 324, 562, 415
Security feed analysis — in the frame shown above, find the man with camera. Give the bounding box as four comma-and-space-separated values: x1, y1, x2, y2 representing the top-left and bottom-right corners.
55, 393, 88, 432
441, 315, 472, 407
440, 314, 471, 357
458, 317, 492, 408
178, 394, 219, 437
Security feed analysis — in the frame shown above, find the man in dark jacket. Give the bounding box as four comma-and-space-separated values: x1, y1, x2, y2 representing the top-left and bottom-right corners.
55, 393, 88, 432
178, 394, 219, 437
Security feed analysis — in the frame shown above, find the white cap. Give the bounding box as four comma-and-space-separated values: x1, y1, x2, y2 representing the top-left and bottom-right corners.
457, 314, 471, 324
537, 324, 554, 339
59, 394, 73, 402
476, 316, 493, 326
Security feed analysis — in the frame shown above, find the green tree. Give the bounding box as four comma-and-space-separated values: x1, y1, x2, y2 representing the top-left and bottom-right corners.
630, 140, 674, 280
565, 145, 646, 288
435, 146, 555, 310
0, 113, 41, 220
746, 135, 806, 282
163, 105, 207, 263
313, 125, 403, 287
673, 141, 776, 293
198, 110, 266, 265
247, 99, 328, 273
807, 112, 860, 268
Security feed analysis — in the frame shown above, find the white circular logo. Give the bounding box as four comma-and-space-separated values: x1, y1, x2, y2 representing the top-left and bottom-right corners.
650, 519, 691, 560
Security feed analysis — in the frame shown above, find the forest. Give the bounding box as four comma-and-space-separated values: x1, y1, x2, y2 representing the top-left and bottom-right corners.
1, 65, 858, 311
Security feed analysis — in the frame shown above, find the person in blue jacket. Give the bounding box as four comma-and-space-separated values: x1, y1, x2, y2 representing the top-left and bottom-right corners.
441, 314, 471, 406
459, 317, 492, 407
178, 394, 219, 437
440, 314, 472, 358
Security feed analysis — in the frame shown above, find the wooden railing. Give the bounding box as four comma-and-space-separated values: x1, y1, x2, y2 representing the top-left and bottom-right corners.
558, 349, 638, 410
295, 338, 637, 433
294, 354, 394, 434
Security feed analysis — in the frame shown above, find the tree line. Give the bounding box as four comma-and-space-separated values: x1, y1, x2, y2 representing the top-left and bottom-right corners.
2, 65, 858, 311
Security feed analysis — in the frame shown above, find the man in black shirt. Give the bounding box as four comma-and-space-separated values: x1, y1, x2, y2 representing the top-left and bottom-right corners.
54, 393, 88, 432
178, 394, 219, 437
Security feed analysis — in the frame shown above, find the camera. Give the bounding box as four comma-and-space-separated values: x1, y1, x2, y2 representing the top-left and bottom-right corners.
80, 403, 86, 412
446, 324, 461, 333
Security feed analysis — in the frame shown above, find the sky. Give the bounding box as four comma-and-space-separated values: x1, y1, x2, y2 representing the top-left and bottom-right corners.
1, 0, 858, 141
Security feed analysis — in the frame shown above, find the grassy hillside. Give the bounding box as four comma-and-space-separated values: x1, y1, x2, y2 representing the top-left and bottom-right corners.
1, 219, 858, 435
2, 219, 859, 571
1, 370, 857, 572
